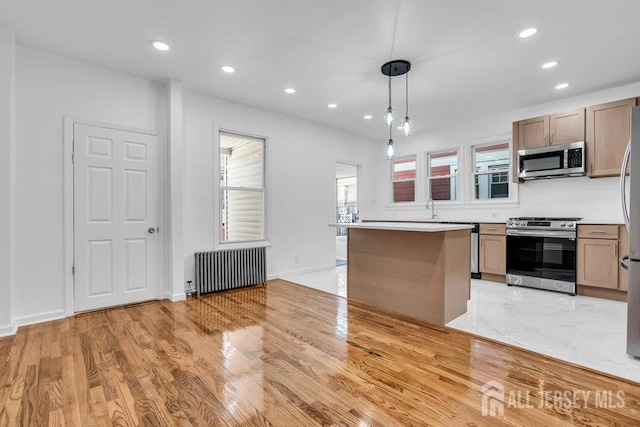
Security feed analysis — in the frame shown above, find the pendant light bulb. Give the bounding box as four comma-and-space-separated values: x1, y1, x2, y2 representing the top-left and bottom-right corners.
384, 107, 394, 128
401, 116, 412, 138
386, 139, 395, 160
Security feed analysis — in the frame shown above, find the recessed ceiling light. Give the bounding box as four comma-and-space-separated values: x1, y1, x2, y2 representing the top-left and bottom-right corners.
541, 61, 558, 69
284, 88, 296, 94
363, 115, 373, 120
555, 82, 570, 90
151, 40, 170, 51
328, 103, 337, 109
518, 27, 538, 38
221, 65, 235, 73
397, 125, 403, 130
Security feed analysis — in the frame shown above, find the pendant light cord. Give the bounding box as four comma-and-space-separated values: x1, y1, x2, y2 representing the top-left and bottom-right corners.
388, 72, 392, 109
405, 72, 409, 116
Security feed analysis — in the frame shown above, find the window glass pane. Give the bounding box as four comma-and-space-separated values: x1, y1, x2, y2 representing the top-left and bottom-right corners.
393, 158, 416, 180
474, 143, 509, 172
220, 133, 264, 188
474, 143, 510, 200
475, 173, 509, 199
430, 151, 457, 177
430, 177, 456, 201
393, 181, 415, 203
220, 190, 264, 242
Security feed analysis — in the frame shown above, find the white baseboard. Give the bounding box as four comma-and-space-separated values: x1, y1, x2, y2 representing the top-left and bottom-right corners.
0, 322, 17, 337
268, 264, 336, 281
13, 309, 66, 328
165, 291, 186, 302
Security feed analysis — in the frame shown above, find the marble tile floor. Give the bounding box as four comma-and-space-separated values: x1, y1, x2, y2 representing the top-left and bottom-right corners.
280, 266, 640, 384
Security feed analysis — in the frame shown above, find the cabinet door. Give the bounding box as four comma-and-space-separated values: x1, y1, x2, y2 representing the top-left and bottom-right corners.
549, 109, 585, 145
480, 235, 506, 275
518, 115, 549, 150
577, 238, 618, 289
586, 98, 636, 177
619, 226, 629, 291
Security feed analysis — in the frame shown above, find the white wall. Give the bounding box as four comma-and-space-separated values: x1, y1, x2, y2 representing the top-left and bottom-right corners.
0, 27, 16, 334
13, 46, 166, 322
373, 81, 640, 223
183, 89, 378, 282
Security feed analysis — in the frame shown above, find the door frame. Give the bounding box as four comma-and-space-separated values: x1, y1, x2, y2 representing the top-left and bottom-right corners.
63, 116, 165, 316
333, 159, 361, 258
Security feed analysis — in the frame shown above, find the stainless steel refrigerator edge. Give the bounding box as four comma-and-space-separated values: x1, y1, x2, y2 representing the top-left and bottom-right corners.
624, 106, 640, 357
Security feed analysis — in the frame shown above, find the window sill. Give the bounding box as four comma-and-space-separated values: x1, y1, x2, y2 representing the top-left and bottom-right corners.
216, 240, 272, 250
386, 199, 519, 210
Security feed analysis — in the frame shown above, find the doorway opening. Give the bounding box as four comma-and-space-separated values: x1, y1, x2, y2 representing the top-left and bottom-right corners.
335, 162, 359, 267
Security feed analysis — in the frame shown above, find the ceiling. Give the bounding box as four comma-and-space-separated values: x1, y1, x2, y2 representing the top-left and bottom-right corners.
2, 0, 640, 139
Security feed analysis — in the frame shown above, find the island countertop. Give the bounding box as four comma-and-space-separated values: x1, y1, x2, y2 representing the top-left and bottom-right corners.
328, 221, 473, 232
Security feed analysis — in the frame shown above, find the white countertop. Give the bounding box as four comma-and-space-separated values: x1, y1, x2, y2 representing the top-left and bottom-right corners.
329, 222, 474, 232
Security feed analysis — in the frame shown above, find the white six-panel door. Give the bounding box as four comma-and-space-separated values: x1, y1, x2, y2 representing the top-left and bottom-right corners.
74, 124, 158, 312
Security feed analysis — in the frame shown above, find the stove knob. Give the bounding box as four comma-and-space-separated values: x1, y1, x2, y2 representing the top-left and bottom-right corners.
560, 222, 566, 227
519, 221, 525, 226
568, 222, 575, 228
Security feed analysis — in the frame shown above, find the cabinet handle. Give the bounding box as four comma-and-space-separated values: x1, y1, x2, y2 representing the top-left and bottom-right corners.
590, 230, 606, 234
487, 227, 497, 231
615, 242, 618, 256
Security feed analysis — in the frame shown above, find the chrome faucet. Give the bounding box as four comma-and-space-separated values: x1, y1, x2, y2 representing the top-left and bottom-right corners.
426, 199, 437, 219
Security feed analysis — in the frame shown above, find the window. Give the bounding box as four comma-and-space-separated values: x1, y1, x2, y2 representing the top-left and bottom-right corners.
392, 156, 416, 202
473, 142, 510, 200
427, 150, 458, 201
219, 131, 265, 242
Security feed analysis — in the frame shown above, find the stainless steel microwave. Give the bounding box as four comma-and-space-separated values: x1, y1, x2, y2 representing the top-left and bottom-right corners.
517, 141, 585, 180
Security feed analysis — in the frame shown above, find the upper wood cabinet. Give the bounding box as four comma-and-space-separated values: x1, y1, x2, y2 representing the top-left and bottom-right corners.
518, 115, 548, 149
550, 109, 585, 145
516, 109, 585, 150
586, 98, 636, 177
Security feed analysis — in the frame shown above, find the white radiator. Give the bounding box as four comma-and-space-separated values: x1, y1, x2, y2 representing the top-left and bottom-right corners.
194, 247, 266, 295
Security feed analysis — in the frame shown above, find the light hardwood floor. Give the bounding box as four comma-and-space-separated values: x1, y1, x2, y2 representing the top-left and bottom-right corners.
1, 279, 639, 426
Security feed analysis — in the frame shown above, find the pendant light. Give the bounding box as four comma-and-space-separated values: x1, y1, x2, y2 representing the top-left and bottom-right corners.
381, 60, 412, 158
384, 72, 393, 127
386, 125, 395, 160
401, 73, 412, 137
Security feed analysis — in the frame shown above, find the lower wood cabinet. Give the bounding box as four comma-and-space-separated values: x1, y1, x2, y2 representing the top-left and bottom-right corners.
480, 235, 506, 275
576, 224, 628, 292
577, 238, 619, 289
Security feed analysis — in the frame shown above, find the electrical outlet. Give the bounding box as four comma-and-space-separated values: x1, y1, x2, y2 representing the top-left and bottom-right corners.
490, 212, 499, 219
294, 255, 300, 264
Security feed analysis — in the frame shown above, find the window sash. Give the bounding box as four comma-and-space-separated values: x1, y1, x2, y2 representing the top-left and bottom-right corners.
472, 142, 511, 201
219, 131, 266, 243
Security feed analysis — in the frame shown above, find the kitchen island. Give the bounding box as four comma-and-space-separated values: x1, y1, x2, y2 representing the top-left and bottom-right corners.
330, 222, 472, 325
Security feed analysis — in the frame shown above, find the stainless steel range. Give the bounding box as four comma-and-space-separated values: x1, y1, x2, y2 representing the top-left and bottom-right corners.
506, 217, 581, 295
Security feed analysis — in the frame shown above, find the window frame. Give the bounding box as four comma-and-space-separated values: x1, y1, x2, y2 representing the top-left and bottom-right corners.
425, 148, 460, 203
214, 124, 270, 249
390, 154, 418, 204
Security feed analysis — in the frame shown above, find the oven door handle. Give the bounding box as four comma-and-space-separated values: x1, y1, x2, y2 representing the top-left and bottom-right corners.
506, 230, 576, 239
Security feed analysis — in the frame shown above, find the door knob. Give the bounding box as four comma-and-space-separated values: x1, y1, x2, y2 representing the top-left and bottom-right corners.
148, 227, 156, 234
